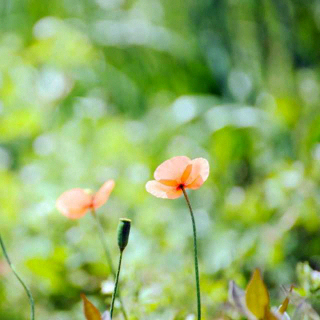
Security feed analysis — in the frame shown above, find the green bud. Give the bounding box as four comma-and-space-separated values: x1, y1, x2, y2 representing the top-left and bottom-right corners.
117, 218, 131, 252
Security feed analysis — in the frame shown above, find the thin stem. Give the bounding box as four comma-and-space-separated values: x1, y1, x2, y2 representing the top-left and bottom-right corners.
110, 251, 123, 319
0, 234, 35, 320
91, 210, 115, 274
90, 210, 128, 320
181, 186, 201, 320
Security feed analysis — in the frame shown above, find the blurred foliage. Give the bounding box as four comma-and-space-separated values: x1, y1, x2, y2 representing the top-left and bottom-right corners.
1, 0, 320, 319
229, 267, 320, 320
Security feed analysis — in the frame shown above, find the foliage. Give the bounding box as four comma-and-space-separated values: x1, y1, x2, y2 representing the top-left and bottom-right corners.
1, 0, 320, 319
229, 269, 318, 320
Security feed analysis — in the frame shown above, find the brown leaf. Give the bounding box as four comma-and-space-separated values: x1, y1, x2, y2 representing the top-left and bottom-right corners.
279, 285, 293, 314
81, 294, 102, 320
264, 308, 279, 320
279, 297, 289, 315
245, 269, 270, 319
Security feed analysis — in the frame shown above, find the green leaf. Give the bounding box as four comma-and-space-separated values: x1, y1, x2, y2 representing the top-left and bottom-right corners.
245, 269, 269, 319
81, 294, 102, 320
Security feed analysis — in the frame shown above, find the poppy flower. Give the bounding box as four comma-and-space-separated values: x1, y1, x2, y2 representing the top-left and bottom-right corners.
146, 156, 209, 199
56, 180, 115, 219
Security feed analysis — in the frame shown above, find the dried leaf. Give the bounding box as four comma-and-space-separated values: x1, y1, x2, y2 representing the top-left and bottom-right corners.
269, 308, 291, 320
279, 297, 289, 315
284, 289, 320, 320
229, 280, 256, 319
292, 301, 320, 320
81, 294, 102, 320
245, 269, 270, 319
292, 302, 308, 320
279, 285, 293, 314
264, 308, 279, 320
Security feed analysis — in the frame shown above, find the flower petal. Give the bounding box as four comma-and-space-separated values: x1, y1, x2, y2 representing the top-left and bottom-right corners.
93, 180, 115, 209
56, 189, 92, 219
186, 176, 204, 189
185, 158, 210, 189
180, 164, 192, 184
159, 179, 179, 187
166, 188, 183, 199
154, 156, 191, 183
146, 180, 182, 199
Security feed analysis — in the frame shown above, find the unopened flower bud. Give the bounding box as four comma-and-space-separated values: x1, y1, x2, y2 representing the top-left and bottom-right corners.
117, 218, 131, 252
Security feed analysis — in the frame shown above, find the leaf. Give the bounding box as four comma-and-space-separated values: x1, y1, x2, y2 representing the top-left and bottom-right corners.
279, 297, 289, 315
229, 281, 246, 311
285, 289, 320, 320
229, 280, 256, 320
279, 285, 293, 314
267, 308, 291, 320
264, 308, 279, 320
245, 269, 270, 319
81, 294, 102, 320
292, 301, 320, 320
292, 302, 308, 320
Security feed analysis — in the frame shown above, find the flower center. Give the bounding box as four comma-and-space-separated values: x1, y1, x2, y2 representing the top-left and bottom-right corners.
177, 183, 184, 190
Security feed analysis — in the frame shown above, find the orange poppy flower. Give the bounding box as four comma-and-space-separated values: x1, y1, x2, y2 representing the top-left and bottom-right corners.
146, 156, 209, 199
56, 180, 115, 219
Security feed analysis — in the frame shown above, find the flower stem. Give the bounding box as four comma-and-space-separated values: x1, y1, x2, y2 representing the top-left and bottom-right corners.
181, 186, 201, 320
110, 251, 123, 319
0, 234, 35, 320
91, 210, 115, 274
90, 210, 128, 320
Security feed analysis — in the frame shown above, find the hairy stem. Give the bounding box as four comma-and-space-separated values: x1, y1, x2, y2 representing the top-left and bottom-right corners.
181, 187, 201, 320
90, 210, 128, 320
0, 234, 35, 320
110, 251, 123, 319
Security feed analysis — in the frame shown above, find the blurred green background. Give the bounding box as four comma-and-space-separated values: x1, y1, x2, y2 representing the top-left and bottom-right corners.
1, 0, 320, 319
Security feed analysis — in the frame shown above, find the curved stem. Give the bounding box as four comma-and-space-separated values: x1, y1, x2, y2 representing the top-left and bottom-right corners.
181, 187, 201, 320
0, 234, 35, 320
110, 251, 123, 319
90, 210, 128, 320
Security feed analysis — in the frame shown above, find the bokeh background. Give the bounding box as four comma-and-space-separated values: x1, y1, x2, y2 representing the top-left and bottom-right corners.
1, 0, 320, 319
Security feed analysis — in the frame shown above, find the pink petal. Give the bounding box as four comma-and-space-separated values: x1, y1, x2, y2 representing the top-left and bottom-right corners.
92, 180, 115, 209
146, 180, 183, 199
56, 189, 93, 219
154, 156, 191, 183
185, 158, 210, 189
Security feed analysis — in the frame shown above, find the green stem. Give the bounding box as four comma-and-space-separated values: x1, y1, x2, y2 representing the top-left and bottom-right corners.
91, 210, 115, 274
90, 210, 128, 320
110, 251, 123, 319
181, 186, 201, 320
0, 234, 35, 320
